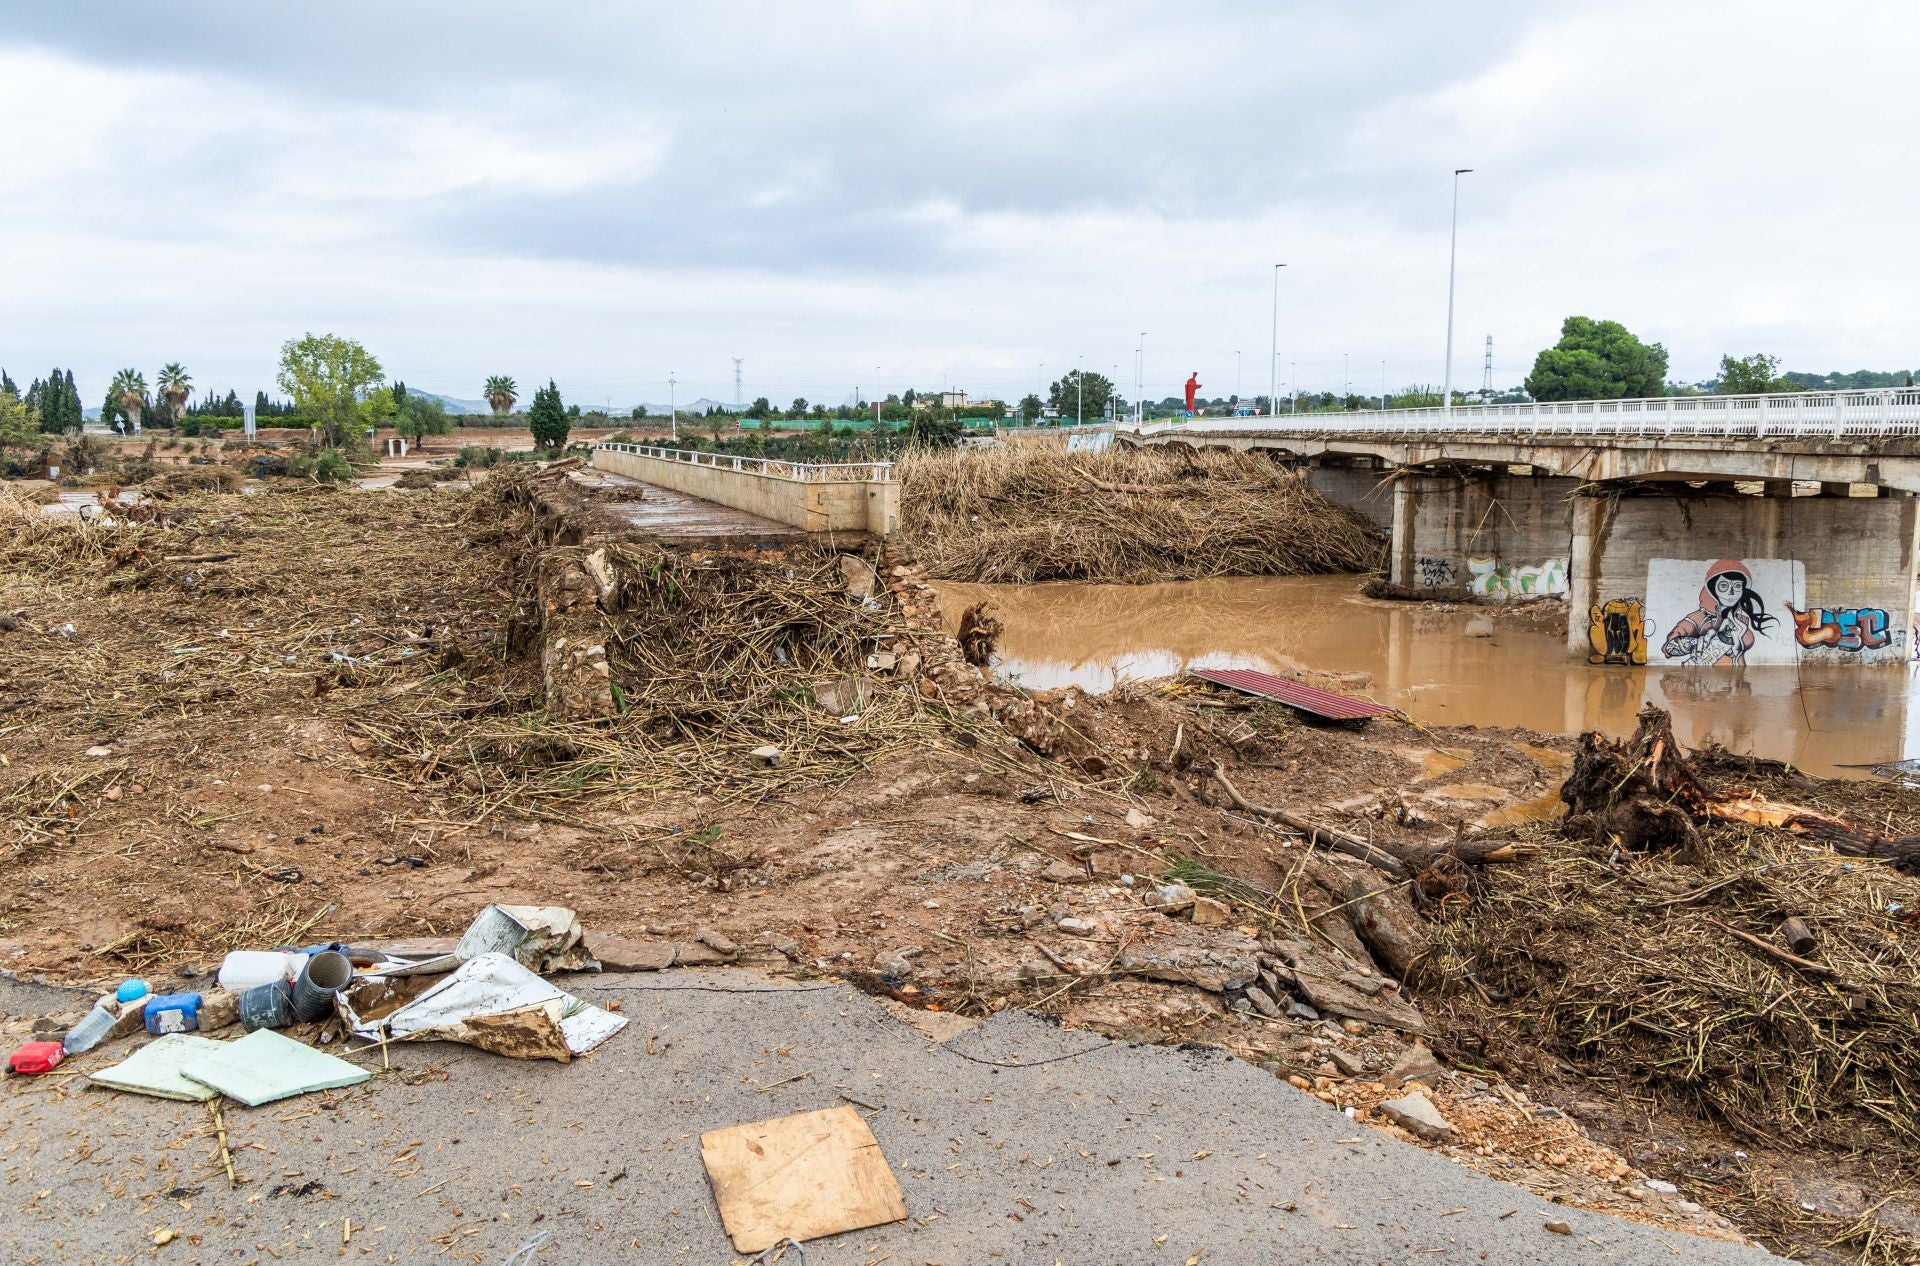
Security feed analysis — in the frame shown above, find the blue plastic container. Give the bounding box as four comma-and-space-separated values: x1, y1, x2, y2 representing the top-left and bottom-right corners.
143, 992, 203, 1035
115, 979, 149, 1005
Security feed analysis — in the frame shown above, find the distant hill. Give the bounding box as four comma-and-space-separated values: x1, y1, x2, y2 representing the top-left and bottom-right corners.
413, 390, 494, 415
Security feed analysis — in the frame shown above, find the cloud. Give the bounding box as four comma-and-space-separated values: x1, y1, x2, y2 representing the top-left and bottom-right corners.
4, 0, 1919, 406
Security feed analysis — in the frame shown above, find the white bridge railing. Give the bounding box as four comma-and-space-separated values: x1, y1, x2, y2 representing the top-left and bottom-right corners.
1121, 388, 1920, 441
595, 442, 894, 483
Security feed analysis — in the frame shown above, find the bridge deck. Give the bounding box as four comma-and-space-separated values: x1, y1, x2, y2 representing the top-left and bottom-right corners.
573, 471, 808, 546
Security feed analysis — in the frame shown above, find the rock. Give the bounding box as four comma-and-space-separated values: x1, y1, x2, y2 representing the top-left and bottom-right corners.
1149, 882, 1197, 913
582, 933, 677, 972
1543, 1220, 1572, 1235
1117, 946, 1260, 993
1243, 985, 1281, 1018
867, 651, 898, 673
839, 554, 879, 600
1389, 1042, 1444, 1086
1328, 1048, 1367, 1077
1286, 1000, 1320, 1021
84, 745, 114, 758
1040, 860, 1090, 884
694, 929, 738, 956
1124, 807, 1156, 829
1340, 1018, 1370, 1035
199, 990, 239, 1031
1056, 917, 1097, 936
875, 947, 922, 975
759, 933, 800, 959
1378, 1091, 1454, 1142
748, 744, 784, 768
1190, 896, 1232, 926
673, 941, 732, 967
1644, 1179, 1678, 1195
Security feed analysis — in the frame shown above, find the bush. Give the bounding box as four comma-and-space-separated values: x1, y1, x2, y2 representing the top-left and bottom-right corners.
286, 446, 355, 483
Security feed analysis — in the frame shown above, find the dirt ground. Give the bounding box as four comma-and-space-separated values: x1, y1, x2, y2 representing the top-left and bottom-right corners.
2, 473, 1915, 1264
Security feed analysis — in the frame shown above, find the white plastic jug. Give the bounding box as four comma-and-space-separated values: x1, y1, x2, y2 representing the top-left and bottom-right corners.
216, 950, 303, 993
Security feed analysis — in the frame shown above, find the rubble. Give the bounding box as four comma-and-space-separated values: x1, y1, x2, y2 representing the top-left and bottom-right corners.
1377, 1091, 1454, 1142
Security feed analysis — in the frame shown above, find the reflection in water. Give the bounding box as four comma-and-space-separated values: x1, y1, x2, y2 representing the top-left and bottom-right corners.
930, 576, 1920, 779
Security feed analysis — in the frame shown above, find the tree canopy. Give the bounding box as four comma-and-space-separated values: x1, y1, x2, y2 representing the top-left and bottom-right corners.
0, 387, 37, 446
484, 375, 518, 415
528, 380, 569, 449
1716, 353, 1797, 395
395, 391, 452, 445
1524, 317, 1669, 401
276, 333, 385, 447
1046, 370, 1114, 422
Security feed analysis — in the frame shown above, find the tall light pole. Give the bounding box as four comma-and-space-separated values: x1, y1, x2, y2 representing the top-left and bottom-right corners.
1443, 167, 1473, 413
1269, 264, 1285, 416
1136, 333, 1146, 424
668, 370, 677, 440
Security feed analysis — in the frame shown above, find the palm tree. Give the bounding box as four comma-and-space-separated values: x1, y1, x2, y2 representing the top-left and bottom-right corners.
484, 375, 517, 416
157, 362, 192, 425
111, 368, 147, 432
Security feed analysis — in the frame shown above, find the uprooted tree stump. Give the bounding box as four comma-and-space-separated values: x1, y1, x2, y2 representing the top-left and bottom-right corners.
1564, 705, 1920, 872
956, 602, 1002, 668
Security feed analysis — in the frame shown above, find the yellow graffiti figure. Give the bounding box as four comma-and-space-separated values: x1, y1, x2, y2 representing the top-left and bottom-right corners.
1588, 598, 1648, 666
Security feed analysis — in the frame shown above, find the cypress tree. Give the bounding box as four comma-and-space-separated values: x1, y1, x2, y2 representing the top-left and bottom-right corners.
0, 369, 15, 398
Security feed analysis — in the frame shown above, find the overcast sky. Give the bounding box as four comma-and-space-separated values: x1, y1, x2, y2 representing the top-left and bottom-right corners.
5, 1, 1917, 409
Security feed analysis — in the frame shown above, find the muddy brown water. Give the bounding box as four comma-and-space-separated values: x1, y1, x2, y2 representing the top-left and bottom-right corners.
932, 575, 1920, 779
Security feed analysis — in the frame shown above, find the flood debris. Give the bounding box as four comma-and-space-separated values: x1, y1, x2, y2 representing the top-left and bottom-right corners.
898, 445, 1383, 584
701, 1105, 908, 1253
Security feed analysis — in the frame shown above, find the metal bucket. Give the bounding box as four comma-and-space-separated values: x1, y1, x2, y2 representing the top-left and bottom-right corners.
290, 950, 352, 1023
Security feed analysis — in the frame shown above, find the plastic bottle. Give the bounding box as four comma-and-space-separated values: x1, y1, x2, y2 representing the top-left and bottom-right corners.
217, 951, 301, 993
62, 996, 118, 1055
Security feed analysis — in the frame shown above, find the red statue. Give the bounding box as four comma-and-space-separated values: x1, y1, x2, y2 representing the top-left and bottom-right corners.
1184, 372, 1200, 415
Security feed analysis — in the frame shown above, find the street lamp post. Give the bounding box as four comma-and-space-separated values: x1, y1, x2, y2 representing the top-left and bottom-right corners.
1443, 167, 1473, 413
1269, 264, 1285, 416
669, 370, 677, 440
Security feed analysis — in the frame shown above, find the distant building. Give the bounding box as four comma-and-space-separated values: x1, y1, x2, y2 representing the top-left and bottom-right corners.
940, 390, 968, 408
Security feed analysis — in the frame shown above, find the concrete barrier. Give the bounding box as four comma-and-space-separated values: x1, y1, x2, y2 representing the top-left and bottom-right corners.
592, 444, 898, 536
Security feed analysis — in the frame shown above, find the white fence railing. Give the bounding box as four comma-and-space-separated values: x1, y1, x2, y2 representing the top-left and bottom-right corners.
595, 443, 894, 483
1120, 389, 1920, 441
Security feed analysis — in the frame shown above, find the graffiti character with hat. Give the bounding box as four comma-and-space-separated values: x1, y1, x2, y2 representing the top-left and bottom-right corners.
1661, 559, 1778, 665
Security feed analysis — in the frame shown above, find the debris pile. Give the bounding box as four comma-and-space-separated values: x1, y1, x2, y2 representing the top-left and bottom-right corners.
1431, 707, 1920, 1163
897, 444, 1384, 583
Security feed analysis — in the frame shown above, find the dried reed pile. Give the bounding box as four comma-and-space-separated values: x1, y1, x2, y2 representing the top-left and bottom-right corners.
1430, 799, 1920, 1164
897, 445, 1383, 583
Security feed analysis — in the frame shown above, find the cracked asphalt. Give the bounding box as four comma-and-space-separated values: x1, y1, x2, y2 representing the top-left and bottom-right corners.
1, 969, 1783, 1265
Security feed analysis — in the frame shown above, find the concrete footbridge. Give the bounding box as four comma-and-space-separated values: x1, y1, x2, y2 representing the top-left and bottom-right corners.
1116, 389, 1920, 667
592, 442, 899, 537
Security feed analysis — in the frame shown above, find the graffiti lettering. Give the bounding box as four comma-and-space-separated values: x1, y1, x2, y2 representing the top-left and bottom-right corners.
1415, 557, 1456, 589
1786, 604, 1892, 653
1467, 556, 1568, 601
1588, 597, 1649, 666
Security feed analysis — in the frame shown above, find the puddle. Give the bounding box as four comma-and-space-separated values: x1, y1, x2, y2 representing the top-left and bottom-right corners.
930, 575, 1920, 779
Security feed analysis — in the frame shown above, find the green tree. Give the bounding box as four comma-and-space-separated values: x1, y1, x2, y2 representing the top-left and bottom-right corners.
0, 370, 14, 398
1524, 317, 1668, 401
1018, 393, 1043, 422
276, 333, 385, 447
790, 397, 808, 418
395, 392, 452, 447
157, 362, 192, 425
1046, 370, 1115, 422
745, 396, 772, 420
1716, 353, 1795, 394
1390, 384, 1444, 408
0, 387, 38, 446
111, 368, 148, 431
630, 403, 649, 420
528, 379, 570, 450
484, 375, 518, 415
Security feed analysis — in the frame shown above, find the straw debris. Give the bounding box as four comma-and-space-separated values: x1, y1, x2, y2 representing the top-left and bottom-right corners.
898, 445, 1383, 583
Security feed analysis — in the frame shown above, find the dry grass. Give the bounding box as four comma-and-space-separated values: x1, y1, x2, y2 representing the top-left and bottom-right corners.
898, 444, 1384, 583
1430, 818, 1920, 1162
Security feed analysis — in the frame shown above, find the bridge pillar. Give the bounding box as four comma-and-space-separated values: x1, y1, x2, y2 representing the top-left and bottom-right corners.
1568, 489, 1918, 665
1386, 468, 1578, 600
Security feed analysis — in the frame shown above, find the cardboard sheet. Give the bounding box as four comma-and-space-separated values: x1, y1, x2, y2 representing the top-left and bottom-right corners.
701, 1105, 907, 1253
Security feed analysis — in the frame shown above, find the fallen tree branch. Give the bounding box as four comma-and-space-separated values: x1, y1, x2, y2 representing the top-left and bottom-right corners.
1704, 917, 1840, 979
1211, 763, 1408, 880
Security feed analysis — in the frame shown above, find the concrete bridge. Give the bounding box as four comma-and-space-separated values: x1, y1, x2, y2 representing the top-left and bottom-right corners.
1118, 389, 1920, 666
593, 443, 899, 537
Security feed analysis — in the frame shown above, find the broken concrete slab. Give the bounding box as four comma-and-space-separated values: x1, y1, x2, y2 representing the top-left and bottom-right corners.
1390, 1042, 1444, 1086
1379, 1090, 1455, 1142
1116, 946, 1260, 994
582, 932, 677, 972
1190, 895, 1232, 926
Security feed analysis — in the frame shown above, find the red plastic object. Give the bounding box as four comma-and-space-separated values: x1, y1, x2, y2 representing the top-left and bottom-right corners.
7, 1041, 65, 1075
1190, 667, 1394, 721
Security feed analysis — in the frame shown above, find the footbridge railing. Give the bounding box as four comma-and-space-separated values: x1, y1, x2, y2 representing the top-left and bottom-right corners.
591, 443, 898, 535
1122, 388, 1920, 442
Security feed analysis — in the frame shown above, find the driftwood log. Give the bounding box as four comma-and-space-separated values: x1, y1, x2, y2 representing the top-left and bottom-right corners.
955, 602, 1002, 668
1563, 705, 1920, 873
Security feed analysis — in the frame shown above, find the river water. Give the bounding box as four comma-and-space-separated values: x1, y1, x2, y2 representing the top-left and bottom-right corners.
931, 575, 1920, 779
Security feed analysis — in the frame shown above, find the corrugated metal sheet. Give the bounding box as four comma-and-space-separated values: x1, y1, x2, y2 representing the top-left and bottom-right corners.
1190, 667, 1394, 721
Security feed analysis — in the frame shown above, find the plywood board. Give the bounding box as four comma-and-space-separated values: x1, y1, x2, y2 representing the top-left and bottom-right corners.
700, 1105, 907, 1253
